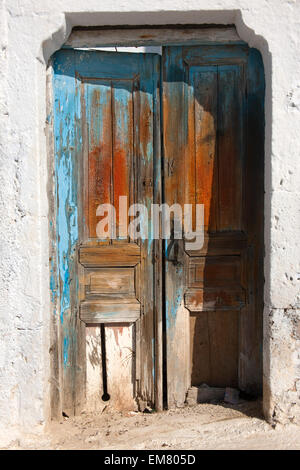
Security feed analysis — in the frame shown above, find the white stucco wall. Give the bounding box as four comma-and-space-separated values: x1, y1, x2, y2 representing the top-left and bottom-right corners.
0, 0, 299, 444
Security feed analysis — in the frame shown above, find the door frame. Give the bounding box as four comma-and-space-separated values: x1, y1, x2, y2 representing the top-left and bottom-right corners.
48, 25, 264, 417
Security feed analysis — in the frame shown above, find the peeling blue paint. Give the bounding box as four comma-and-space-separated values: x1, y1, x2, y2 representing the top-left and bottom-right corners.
63, 336, 69, 367
50, 268, 56, 305
166, 288, 183, 336
52, 50, 79, 372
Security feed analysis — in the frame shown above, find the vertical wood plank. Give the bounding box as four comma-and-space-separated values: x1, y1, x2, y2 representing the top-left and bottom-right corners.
47, 61, 63, 420
153, 54, 163, 411
53, 49, 81, 415
239, 49, 265, 395
74, 65, 87, 414
163, 46, 191, 407
138, 54, 156, 406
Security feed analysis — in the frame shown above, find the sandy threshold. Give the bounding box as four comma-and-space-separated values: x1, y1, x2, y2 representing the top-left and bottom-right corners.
4, 400, 300, 450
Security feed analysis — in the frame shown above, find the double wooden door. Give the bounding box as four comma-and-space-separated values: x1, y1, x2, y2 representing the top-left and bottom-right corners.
52, 44, 264, 413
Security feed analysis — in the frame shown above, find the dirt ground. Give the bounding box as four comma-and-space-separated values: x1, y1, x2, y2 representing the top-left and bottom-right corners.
4, 400, 300, 450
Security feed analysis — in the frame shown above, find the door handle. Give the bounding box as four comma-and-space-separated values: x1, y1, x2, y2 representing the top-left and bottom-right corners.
166, 238, 182, 266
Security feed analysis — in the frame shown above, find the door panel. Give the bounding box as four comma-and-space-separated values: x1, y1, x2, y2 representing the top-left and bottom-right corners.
53, 49, 160, 412
163, 45, 264, 406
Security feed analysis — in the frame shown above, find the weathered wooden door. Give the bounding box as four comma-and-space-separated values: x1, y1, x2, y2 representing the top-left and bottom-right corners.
52, 49, 161, 414
52, 44, 264, 414
162, 45, 264, 407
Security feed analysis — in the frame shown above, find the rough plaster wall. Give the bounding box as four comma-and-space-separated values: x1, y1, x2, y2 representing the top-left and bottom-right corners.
264, 308, 300, 425
0, 0, 299, 443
